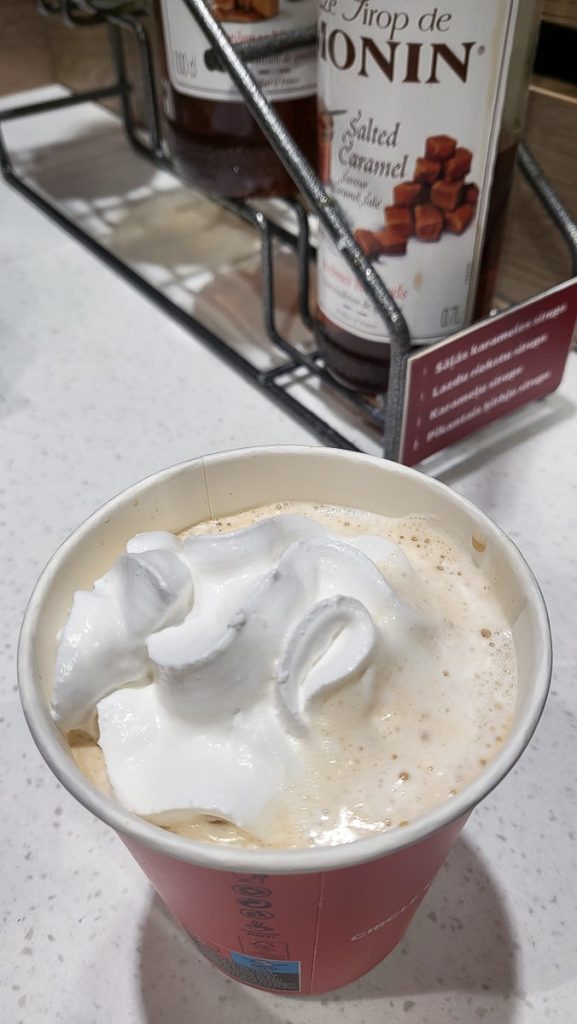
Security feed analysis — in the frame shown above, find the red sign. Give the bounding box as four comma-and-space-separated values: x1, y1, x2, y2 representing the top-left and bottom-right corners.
399, 279, 577, 467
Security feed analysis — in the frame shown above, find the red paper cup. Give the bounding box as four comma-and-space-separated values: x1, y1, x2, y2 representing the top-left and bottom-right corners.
18, 447, 551, 995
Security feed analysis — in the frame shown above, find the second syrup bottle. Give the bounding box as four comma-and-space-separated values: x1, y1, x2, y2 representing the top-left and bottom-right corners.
157, 0, 317, 198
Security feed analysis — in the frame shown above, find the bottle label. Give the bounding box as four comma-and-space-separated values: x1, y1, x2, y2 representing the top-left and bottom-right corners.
160, 0, 316, 103
317, 0, 519, 346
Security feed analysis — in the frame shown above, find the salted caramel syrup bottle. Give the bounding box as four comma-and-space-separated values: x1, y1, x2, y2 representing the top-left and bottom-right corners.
316, 0, 543, 392
157, 0, 317, 198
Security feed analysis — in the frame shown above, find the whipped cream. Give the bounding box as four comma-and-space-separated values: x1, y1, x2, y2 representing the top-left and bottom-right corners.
53, 514, 420, 835
55, 503, 516, 847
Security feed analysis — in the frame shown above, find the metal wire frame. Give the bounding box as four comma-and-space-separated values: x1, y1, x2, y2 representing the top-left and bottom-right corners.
2, 2, 576, 460
178, 0, 411, 460
518, 142, 577, 276
1, 6, 394, 453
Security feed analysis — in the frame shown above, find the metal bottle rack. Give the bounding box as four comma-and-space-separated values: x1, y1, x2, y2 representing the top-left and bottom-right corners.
1, 1, 576, 460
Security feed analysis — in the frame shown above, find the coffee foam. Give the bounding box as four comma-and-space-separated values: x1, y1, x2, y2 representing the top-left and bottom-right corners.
68, 502, 516, 849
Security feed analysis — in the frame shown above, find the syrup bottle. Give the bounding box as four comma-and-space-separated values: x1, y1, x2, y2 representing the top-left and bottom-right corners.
157, 0, 317, 198
316, 0, 543, 392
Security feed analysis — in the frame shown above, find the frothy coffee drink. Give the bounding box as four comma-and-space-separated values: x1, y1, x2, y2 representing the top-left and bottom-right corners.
54, 503, 516, 849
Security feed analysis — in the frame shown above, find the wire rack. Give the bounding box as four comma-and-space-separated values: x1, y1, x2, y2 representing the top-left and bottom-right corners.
1, 0, 576, 460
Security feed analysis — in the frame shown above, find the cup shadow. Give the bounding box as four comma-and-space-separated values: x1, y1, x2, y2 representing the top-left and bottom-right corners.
138, 835, 519, 1024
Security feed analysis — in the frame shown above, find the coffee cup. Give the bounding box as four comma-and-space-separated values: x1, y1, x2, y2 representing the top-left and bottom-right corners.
18, 447, 551, 994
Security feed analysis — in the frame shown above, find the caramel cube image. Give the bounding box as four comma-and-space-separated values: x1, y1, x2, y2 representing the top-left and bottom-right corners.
251, 0, 279, 16
465, 183, 480, 205
393, 182, 424, 206
353, 229, 382, 258
445, 203, 476, 234
384, 205, 415, 238
414, 158, 442, 184
425, 135, 456, 161
372, 228, 408, 256
430, 178, 464, 212
443, 147, 472, 181
415, 203, 444, 242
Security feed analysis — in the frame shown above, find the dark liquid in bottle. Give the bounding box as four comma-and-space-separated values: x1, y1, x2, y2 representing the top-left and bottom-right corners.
473, 143, 518, 320
163, 88, 317, 198
157, 1, 316, 199
316, 312, 392, 393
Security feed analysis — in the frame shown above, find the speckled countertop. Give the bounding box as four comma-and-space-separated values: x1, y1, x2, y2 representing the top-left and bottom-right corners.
2, 88, 577, 1024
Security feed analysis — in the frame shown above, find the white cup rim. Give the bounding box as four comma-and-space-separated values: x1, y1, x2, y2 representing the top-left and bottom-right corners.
18, 446, 552, 874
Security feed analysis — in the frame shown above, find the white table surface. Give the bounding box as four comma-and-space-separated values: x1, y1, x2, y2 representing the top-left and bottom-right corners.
1, 88, 576, 1024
